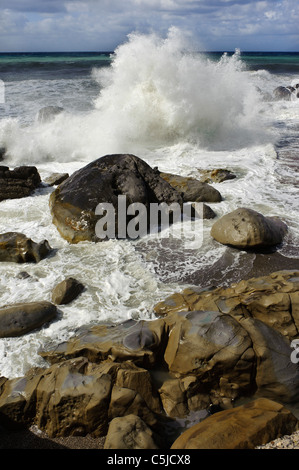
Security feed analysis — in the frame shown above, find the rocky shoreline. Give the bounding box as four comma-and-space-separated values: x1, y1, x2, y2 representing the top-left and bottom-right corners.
0, 152, 299, 450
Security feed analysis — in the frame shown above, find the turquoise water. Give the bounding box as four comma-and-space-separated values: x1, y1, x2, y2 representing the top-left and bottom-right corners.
0, 51, 298, 81
206, 51, 299, 73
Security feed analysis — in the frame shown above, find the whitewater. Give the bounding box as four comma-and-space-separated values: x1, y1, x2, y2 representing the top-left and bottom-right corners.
0, 28, 298, 378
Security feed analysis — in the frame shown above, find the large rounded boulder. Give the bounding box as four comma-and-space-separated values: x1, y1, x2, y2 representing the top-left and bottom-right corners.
49, 154, 183, 243
210, 208, 287, 249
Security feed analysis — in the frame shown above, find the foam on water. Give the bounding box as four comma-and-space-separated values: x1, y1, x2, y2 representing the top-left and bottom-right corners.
0, 29, 298, 378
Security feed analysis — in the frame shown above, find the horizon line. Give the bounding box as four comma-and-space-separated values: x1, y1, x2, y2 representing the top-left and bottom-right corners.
0, 49, 298, 54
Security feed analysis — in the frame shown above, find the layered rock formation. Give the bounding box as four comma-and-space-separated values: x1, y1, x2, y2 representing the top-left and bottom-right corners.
0, 166, 41, 202
0, 270, 298, 448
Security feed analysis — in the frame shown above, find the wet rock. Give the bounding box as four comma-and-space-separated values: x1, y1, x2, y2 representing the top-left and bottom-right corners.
51, 277, 84, 305
154, 270, 299, 341
39, 318, 168, 368
239, 317, 299, 402
49, 154, 183, 243
202, 204, 216, 219
159, 172, 222, 203
163, 310, 255, 405
104, 414, 159, 449
158, 378, 189, 418
108, 385, 158, 429
273, 86, 293, 101
198, 168, 236, 184
115, 363, 161, 414
43, 173, 69, 186
210, 207, 287, 249
0, 232, 51, 263
0, 301, 57, 338
171, 398, 298, 449
37, 106, 64, 123
34, 358, 112, 437
0, 166, 41, 202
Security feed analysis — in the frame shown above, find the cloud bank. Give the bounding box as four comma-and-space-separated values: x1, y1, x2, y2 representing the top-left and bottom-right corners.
0, 0, 298, 52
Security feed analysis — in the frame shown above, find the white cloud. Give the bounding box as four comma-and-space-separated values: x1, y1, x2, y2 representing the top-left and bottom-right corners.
0, 0, 298, 51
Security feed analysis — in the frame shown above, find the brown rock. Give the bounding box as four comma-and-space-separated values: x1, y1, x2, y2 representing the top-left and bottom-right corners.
0, 369, 43, 428
198, 168, 236, 183
158, 378, 188, 418
154, 270, 299, 340
154, 270, 299, 407
239, 317, 299, 402
0, 232, 51, 263
171, 398, 298, 449
160, 172, 222, 203
211, 208, 287, 249
108, 386, 158, 429
44, 173, 69, 186
0, 301, 57, 338
51, 277, 84, 305
39, 318, 168, 369
34, 358, 112, 437
115, 363, 161, 414
163, 310, 255, 405
104, 414, 159, 449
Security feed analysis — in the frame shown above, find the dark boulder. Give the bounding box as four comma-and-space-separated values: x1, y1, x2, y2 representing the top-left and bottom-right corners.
0, 166, 41, 202
0, 301, 58, 338
49, 154, 183, 243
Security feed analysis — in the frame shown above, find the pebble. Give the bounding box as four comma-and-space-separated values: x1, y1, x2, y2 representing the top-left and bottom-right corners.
256, 430, 299, 449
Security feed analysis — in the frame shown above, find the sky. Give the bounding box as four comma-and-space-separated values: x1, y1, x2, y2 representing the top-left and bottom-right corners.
0, 0, 298, 53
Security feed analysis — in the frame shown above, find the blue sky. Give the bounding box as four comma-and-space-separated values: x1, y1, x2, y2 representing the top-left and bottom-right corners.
0, 0, 298, 52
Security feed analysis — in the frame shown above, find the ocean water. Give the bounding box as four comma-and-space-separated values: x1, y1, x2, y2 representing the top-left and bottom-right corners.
0, 29, 298, 379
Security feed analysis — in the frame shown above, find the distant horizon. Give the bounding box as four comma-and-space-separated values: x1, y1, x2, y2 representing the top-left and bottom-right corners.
0, 50, 298, 54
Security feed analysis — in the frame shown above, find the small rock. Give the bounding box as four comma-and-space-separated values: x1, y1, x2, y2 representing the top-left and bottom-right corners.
51, 277, 84, 305
104, 414, 159, 449
43, 173, 69, 186
0, 232, 51, 263
198, 168, 236, 184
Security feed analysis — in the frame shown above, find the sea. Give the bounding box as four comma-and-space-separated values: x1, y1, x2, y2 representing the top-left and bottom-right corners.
0, 29, 298, 379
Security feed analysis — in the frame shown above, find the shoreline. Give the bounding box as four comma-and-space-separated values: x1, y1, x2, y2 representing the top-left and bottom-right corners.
1, 252, 299, 450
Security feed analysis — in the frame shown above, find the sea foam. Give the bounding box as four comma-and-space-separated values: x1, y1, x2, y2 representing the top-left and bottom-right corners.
0, 28, 265, 165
